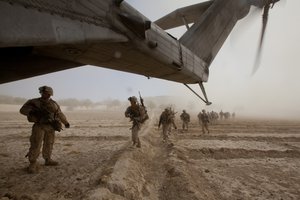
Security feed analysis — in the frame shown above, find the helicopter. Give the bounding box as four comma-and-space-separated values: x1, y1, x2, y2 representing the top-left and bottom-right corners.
0, 0, 281, 104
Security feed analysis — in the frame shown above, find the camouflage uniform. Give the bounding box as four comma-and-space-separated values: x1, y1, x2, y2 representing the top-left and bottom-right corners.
125, 96, 148, 148
158, 108, 177, 141
20, 86, 70, 173
180, 110, 190, 131
198, 109, 209, 134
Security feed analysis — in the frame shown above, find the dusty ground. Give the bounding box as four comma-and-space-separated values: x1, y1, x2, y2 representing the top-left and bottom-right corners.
0, 110, 300, 200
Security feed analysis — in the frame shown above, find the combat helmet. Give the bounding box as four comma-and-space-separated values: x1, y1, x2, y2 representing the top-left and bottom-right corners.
39, 86, 53, 96
128, 96, 138, 102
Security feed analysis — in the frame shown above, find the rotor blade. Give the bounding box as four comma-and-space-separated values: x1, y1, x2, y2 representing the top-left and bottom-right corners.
252, 4, 270, 75
230, 6, 261, 46
273, 0, 286, 8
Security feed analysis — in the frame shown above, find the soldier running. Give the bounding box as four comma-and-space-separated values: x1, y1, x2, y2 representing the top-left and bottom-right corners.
158, 107, 177, 141
180, 110, 190, 131
125, 96, 148, 148
198, 109, 210, 134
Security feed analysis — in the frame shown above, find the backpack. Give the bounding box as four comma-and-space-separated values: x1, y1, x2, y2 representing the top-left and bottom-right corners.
139, 105, 149, 123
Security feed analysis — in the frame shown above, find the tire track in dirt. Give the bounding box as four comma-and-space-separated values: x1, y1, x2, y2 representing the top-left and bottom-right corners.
85, 115, 223, 200
84, 115, 170, 199
176, 135, 300, 142
83, 118, 300, 199
187, 148, 300, 160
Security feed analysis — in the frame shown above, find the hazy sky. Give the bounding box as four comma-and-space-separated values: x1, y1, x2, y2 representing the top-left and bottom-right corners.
0, 0, 299, 119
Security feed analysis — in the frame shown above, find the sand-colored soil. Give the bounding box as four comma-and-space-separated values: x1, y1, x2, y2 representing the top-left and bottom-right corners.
0, 110, 299, 200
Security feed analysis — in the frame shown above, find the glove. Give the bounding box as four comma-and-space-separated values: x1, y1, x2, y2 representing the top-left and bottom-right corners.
65, 123, 70, 128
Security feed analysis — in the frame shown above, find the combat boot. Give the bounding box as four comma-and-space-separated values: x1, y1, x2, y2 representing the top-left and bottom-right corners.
136, 141, 141, 148
28, 161, 39, 174
45, 159, 59, 166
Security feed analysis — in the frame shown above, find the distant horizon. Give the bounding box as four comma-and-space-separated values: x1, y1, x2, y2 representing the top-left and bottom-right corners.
0, 93, 299, 121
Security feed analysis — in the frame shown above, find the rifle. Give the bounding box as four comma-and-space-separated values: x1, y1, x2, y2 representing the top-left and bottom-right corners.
40, 108, 63, 132
29, 102, 63, 132
138, 91, 149, 122
138, 91, 145, 108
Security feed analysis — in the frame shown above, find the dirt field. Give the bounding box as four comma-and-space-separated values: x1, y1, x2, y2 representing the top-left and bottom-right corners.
0, 110, 300, 200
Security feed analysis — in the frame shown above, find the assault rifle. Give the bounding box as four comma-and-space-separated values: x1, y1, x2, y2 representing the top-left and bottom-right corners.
138, 91, 149, 122
40, 108, 63, 132
29, 102, 63, 132
138, 91, 145, 108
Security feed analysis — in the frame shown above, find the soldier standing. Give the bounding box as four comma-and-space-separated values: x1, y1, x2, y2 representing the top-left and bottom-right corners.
180, 110, 190, 131
20, 86, 70, 174
125, 96, 148, 148
198, 109, 210, 134
158, 108, 177, 141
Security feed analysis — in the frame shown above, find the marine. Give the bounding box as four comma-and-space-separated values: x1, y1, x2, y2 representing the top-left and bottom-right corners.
198, 109, 210, 134
158, 107, 177, 141
20, 86, 70, 173
125, 96, 149, 148
180, 110, 190, 131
